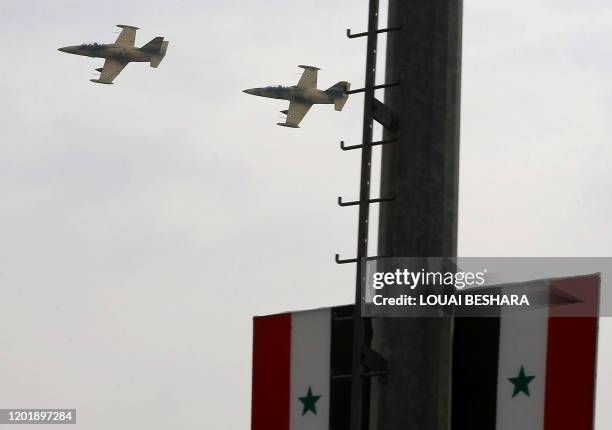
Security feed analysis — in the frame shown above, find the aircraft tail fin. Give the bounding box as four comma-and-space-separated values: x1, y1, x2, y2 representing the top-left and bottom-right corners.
90, 79, 113, 85
326, 81, 350, 111
141, 37, 164, 51
141, 38, 169, 67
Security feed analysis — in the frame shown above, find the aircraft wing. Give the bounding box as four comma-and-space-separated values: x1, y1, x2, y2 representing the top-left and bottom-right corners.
278, 101, 312, 128
296, 65, 320, 89
91, 59, 128, 84
115, 25, 139, 47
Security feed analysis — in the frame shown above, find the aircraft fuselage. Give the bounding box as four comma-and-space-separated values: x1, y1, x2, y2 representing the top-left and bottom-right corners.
243, 86, 338, 105
58, 43, 152, 62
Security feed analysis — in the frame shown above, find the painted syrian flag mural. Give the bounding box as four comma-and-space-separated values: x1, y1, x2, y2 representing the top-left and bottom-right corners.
252, 306, 353, 430
453, 274, 600, 430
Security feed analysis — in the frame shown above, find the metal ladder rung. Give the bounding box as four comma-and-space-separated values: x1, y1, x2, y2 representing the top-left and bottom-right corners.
346, 82, 400, 95
338, 196, 395, 207
335, 254, 390, 265
340, 136, 398, 151
346, 25, 403, 39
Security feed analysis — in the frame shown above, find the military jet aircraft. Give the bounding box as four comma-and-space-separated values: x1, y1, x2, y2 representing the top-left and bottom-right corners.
58, 25, 169, 84
243, 66, 350, 128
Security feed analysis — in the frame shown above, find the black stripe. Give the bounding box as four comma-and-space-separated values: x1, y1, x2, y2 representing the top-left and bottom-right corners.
329, 305, 353, 430
452, 317, 501, 430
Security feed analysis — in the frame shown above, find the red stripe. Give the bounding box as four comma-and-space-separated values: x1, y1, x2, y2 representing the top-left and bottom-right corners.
252, 313, 292, 430
544, 275, 600, 430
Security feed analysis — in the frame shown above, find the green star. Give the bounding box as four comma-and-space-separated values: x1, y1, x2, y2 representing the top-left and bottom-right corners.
298, 386, 321, 416
508, 365, 536, 398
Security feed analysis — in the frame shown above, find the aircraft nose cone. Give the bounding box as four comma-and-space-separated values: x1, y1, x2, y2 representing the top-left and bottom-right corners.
243, 88, 257, 95
58, 46, 76, 54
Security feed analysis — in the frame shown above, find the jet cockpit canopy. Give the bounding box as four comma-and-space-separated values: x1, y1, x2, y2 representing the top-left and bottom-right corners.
80, 42, 103, 48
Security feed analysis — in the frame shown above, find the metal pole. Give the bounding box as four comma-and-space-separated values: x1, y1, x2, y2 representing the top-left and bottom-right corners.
350, 0, 380, 429
371, 1, 463, 429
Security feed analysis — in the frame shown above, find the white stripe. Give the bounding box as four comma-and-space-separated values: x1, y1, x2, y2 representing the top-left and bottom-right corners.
290, 309, 331, 430
496, 281, 549, 430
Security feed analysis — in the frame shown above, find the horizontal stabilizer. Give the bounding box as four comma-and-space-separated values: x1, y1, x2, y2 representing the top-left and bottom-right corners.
326, 81, 350, 111
149, 40, 169, 68
277, 122, 299, 128
298, 65, 321, 71
90, 79, 113, 85
117, 24, 139, 30
335, 96, 348, 111
280, 110, 288, 115
95, 68, 103, 72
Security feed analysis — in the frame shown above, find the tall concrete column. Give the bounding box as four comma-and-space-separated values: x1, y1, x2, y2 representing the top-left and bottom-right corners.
371, 1, 462, 429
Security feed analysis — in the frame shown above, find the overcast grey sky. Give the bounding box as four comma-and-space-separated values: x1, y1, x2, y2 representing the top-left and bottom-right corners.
1, 0, 611, 428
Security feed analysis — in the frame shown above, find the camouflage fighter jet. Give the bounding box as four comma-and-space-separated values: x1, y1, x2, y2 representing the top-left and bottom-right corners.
58, 25, 169, 84
243, 65, 350, 128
